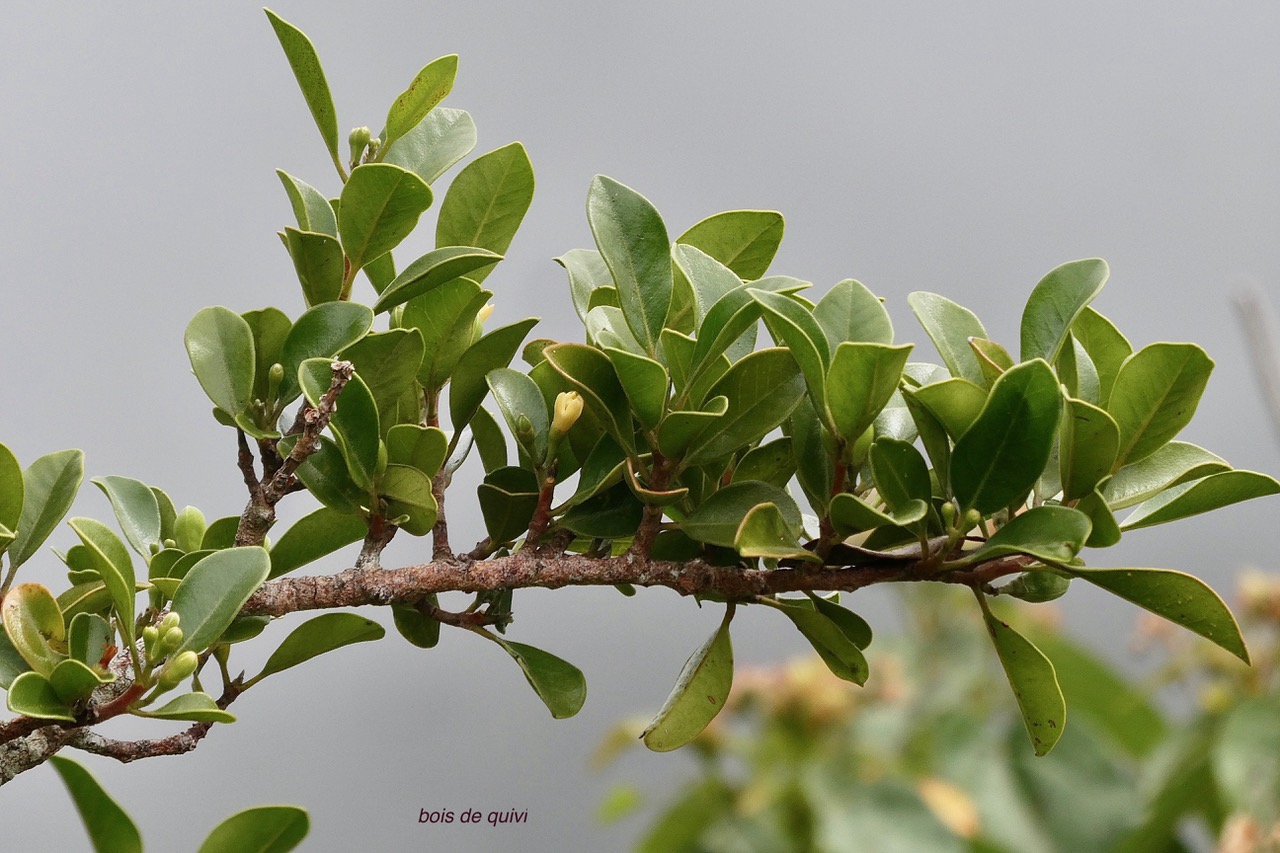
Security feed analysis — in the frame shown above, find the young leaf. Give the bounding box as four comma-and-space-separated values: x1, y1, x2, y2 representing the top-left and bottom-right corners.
1107, 343, 1214, 469
383, 55, 458, 150
1071, 305, 1133, 406
197, 806, 310, 853
7, 671, 76, 721
682, 480, 802, 548
268, 507, 366, 579
91, 476, 161, 558
8, 449, 83, 570
1, 582, 65, 676
950, 360, 1062, 514
1118, 470, 1280, 530
282, 228, 344, 306
68, 518, 135, 646
185, 306, 256, 416
49, 755, 144, 853
338, 163, 433, 277
642, 608, 734, 752
906, 378, 987, 440
906, 291, 989, 385
435, 142, 535, 285
170, 548, 270, 655
383, 107, 477, 185
813, 278, 893, 349
253, 614, 384, 683
372, 246, 502, 313
492, 638, 587, 720
141, 692, 236, 723
587, 176, 672, 355
276, 169, 337, 236
675, 210, 784, 279
264, 9, 341, 172
1020, 258, 1109, 363
978, 596, 1066, 756
826, 343, 912, 444
958, 505, 1092, 566
449, 318, 539, 432
1067, 567, 1248, 662
684, 348, 806, 465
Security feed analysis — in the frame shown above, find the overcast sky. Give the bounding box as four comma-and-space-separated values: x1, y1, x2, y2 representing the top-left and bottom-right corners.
3, 2, 1280, 850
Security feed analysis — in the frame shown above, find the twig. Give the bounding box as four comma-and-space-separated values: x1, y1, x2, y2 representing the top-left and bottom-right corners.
1234, 286, 1280, 444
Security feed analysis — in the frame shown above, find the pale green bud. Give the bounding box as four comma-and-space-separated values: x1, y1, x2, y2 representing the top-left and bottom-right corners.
158, 651, 199, 691
348, 126, 372, 164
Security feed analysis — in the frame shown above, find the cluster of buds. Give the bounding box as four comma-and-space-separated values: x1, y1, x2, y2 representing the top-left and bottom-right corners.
142, 612, 198, 692
348, 126, 381, 167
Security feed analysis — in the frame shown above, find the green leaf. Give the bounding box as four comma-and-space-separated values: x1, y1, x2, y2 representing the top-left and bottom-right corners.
542, 343, 635, 452
969, 336, 1015, 385
383, 54, 458, 150
555, 248, 612, 325
790, 396, 835, 515
1020, 258, 1109, 363
241, 308, 291, 405
1058, 398, 1120, 501
339, 329, 426, 416
185, 306, 256, 416
1213, 696, 1280, 819
142, 692, 236, 723
1076, 489, 1122, 547
67, 612, 112, 668
1101, 441, 1230, 509
276, 169, 337, 236
732, 437, 795, 488
68, 518, 135, 646
492, 638, 587, 719
604, 347, 668, 431
1119, 469, 1280, 530
734, 503, 819, 562
826, 343, 912, 444
1072, 566, 1248, 661
671, 244, 744, 327
477, 466, 539, 544
435, 142, 534, 285
372, 246, 503, 313
170, 548, 270, 655
338, 163, 433, 277
675, 210, 784, 279
770, 599, 868, 682
383, 107, 477, 185
197, 806, 309, 853
1071, 306, 1132, 406
1, 582, 65, 676
587, 176, 672, 355
254, 613, 384, 682
449, 318, 539, 432
7, 671, 75, 720
1107, 343, 1213, 469
401, 277, 488, 390
907, 291, 989, 385
392, 599, 441, 649
385, 424, 449, 476
950, 360, 1062, 514
811, 594, 873, 649
8, 449, 83, 570
282, 228, 344, 306
682, 480, 802, 548
49, 755, 143, 853
298, 359, 380, 490
264, 9, 340, 172
642, 608, 734, 752
0, 443, 21, 539
869, 437, 932, 513
268, 507, 366, 579
91, 476, 161, 558
684, 348, 805, 465
278, 301, 373, 404
979, 598, 1066, 756
828, 492, 928, 535
0, 626, 31, 688
49, 657, 110, 703
959, 505, 1091, 566
380, 464, 438, 536
750, 288, 830, 414
559, 481, 644, 538
487, 368, 549, 461
280, 435, 365, 514
814, 278, 893, 349
905, 377, 987, 439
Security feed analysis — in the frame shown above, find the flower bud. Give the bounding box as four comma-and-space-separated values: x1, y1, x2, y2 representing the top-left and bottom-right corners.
174, 506, 207, 553
515, 413, 536, 448
158, 626, 184, 656
142, 625, 159, 656
158, 611, 181, 633
940, 502, 957, 530
267, 362, 285, 406
348, 126, 371, 164
157, 650, 199, 691
551, 391, 584, 438
476, 303, 495, 325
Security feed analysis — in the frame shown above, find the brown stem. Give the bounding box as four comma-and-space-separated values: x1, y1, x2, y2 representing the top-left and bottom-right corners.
628, 453, 670, 558
431, 466, 452, 560
523, 466, 558, 548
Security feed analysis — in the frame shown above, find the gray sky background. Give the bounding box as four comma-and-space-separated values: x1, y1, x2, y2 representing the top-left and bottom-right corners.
3, 2, 1280, 850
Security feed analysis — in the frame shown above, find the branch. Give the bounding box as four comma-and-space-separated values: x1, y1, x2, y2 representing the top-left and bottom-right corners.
1235, 286, 1280, 445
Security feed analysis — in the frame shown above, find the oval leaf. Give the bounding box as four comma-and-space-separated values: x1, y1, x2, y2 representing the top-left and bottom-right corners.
1107, 343, 1214, 469
9, 449, 84, 570
435, 141, 535, 285
384, 54, 458, 150
372, 246, 503, 314
676, 210, 784, 279
68, 518, 135, 646
197, 805, 309, 853
493, 638, 587, 720
1119, 469, 1280, 531
907, 291, 989, 386
1020, 258, 1109, 363
682, 480, 802, 548
338, 163, 433, 277
49, 755, 144, 853
92, 476, 161, 557
185, 306, 256, 416
642, 609, 734, 752
1, 582, 65, 676
268, 507, 366, 579
7, 671, 75, 721
170, 548, 271, 656
254, 613, 384, 682
143, 691, 236, 723
979, 597, 1066, 756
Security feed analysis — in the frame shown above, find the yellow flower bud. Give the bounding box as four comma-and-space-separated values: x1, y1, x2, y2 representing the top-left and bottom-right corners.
551, 391, 584, 436
475, 303, 495, 324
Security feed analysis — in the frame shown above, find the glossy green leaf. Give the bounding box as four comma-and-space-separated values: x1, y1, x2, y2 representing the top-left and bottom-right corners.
477, 466, 539, 544
826, 342, 912, 444
265, 9, 340, 171
435, 142, 534, 285
7, 671, 75, 721
1071, 306, 1132, 406
487, 368, 549, 462
380, 464, 438, 535
142, 692, 236, 723
449, 318, 538, 432
67, 612, 112, 669
1068, 566, 1248, 662
1055, 334, 1100, 405
1059, 398, 1119, 501
642, 608, 734, 752
732, 437, 795, 487
56, 582, 114, 621
241, 308, 291, 405
362, 252, 396, 294
383, 107, 477, 185
979, 598, 1066, 756
1119, 469, 1280, 530
869, 437, 932, 512
950, 360, 1062, 514
750, 288, 830, 414
559, 481, 644, 538
338, 163, 433, 276
372, 246, 502, 313
50, 755, 143, 853
959, 505, 1091, 566
281, 435, 365, 514
790, 396, 835, 515
392, 599, 441, 649
282, 228, 344, 306
771, 599, 868, 683
268, 507, 366, 579
170, 548, 270, 656
906, 378, 986, 439
682, 480, 802, 548
685, 348, 805, 465
907, 291, 989, 385
734, 503, 819, 562
1020, 258, 1109, 363
385, 424, 449, 476
197, 805, 310, 853
493, 638, 587, 719
587, 176, 672, 355
604, 347, 668, 430
542, 343, 634, 453
401, 277, 488, 390
68, 518, 135, 646
339, 328, 426, 415
383, 54, 457, 150
254, 613, 384, 682
671, 244, 743, 324
49, 657, 109, 703
654, 399, 722, 460
185, 306, 256, 416
1107, 343, 1213, 469
91, 476, 161, 557
828, 492, 928, 535
1, 582, 65, 676
276, 169, 337, 236
278, 301, 373, 403
8, 449, 83, 570
562, 435, 626, 508
1101, 441, 1229, 509
814, 278, 893, 349
299, 359, 380, 490
675, 210, 784, 279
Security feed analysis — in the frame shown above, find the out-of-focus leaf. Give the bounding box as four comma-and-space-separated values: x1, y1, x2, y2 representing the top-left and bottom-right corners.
49, 755, 143, 853
196, 806, 309, 853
